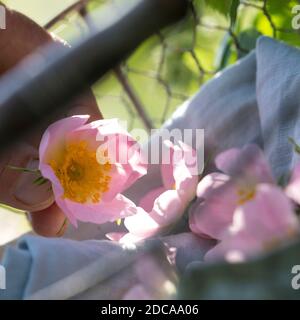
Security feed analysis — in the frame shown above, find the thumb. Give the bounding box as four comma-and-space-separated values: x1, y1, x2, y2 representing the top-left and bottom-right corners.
0, 142, 54, 212
29, 203, 68, 237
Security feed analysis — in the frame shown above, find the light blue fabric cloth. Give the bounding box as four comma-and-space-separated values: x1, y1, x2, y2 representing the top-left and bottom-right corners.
0, 236, 125, 299
0, 233, 214, 299
1, 36, 300, 299
256, 37, 300, 178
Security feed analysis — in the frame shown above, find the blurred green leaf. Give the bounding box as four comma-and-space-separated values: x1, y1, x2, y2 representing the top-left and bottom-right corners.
204, 0, 232, 16
215, 32, 233, 70
289, 137, 300, 154
33, 176, 49, 186
6, 165, 39, 174
237, 28, 262, 58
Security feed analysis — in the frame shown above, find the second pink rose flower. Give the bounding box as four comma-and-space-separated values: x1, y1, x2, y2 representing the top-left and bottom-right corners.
189, 144, 300, 262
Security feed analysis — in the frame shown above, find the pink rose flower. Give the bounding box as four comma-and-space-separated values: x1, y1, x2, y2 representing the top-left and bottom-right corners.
189, 144, 275, 240
205, 184, 299, 262
189, 144, 300, 262
108, 141, 199, 243
39, 115, 147, 226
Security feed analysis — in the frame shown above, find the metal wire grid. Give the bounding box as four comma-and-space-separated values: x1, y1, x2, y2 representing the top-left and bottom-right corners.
44, 0, 300, 131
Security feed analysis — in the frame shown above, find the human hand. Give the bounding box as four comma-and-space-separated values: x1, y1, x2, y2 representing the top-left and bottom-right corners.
0, 6, 102, 237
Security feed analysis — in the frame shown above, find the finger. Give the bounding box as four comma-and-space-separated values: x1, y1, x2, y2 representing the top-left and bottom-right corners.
0, 143, 54, 212
66, 89, 103, 122
0, 6, 53, 75
29, 203, 68, 237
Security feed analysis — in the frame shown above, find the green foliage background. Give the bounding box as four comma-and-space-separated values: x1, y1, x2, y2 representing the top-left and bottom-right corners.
3, 0, 300, 132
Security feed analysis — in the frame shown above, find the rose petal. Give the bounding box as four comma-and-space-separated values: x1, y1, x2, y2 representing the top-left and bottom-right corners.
161, 141, 176, 189
215, 144, 274, 184
59, 194, 137, 226
124, 190, 186, 239
238, 184, 298, 239
39, 115, 89, 165
139, 187, 166, 212
173, 142, 198, 202
189, 179, 238, 240
106, 232, 127, 242
196, 172, 230, 199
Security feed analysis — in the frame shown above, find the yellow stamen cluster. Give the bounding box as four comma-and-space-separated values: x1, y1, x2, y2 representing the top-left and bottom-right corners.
49, 141, 111, 204
237, 186, 256, 205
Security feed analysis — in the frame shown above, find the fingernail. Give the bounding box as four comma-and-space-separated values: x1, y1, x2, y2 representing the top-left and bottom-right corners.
56, 219, 68, 237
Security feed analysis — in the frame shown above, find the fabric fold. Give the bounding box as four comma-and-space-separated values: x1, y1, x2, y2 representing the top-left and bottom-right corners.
256, 36, 300, 178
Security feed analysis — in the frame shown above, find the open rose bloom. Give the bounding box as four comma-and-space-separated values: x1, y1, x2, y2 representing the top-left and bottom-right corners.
189, 144, 300, 262
39, 115, 147, 227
